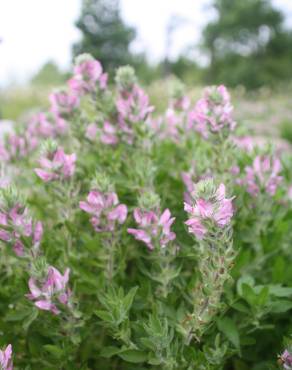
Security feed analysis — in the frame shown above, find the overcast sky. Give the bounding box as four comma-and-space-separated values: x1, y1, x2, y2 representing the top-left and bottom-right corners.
0, 0, 292, 86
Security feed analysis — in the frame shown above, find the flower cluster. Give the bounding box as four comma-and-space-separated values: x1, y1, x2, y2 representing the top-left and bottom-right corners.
156, 108, 183, 142
68, 53, 108, 96
28, 112, 68, 139
280, 349, 292, 370
0, 195, 42, 257
184, 181, 234, 240
86, 121, 118, 145
241, 155, 282, 196
80, 190, 127, 232
0, 132, 38, 162
188, 85, 236, 138
0, 344, 13, 370
128, 208, 176, 250
27, 266, 71, 315
117, 85, 154, 126
148, 81, 191, 142
50, 89, 79, 117
113, 65, 154, 143
35, 147, 76, 182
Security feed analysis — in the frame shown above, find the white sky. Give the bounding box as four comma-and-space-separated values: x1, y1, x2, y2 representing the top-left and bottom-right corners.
0, 0, 292, 87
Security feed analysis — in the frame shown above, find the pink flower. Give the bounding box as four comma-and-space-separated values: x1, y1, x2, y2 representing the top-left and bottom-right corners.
185, 217, 207, 240
172, 95, 190, 111
128, 208, 176, 250
184, 182, 234, 240
50, 90, 79, 116
0, 144, 10, 161
242, 155, 282, 196
280, 349, 292, 369
0, 204, 43, 257
99, 73, 108, 90
181, 169, 212, 204
5, 133, 36, 160
188, 85, 236, 138
233, 136, 254, 152
68, 56, 106, 95
75, 58, 102, 81
35, 148, 76, 182
28, 113, 55, 138
86, 122, 118, 145
86, 123, 98, 141
27, 266, 71, 315
100, 121, 118, 145
117, 85, 154, 125
0, 344, 13, 370
80, 190, 127, 232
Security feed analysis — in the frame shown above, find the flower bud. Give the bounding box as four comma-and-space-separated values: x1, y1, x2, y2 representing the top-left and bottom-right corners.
138, 191, 160, 211
115, 65, 137, 93
90, 171, 112, 193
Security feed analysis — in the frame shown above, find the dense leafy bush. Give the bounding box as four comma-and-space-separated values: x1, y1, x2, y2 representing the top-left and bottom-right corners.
0, 54, 292, 369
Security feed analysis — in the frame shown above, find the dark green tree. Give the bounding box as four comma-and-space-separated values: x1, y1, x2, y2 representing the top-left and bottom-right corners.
203, 0, 292, 88
73, 0, 136, 71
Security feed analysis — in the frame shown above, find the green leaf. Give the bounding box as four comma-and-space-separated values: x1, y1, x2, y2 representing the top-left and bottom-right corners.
231, 302, 250, 313
118, 349, 148, 363
268, 285, 292, 297
256, 286, 269, 307
217, 317, 240, 350
272, 256, 285, 283
269, 300, 292, 313
241, 284, 257, 306
43, 345, 63, 359
148, 357, 162, 365
123, 286, 138, 313
5, 308, 31, 322
100, 346, 122, 358
94, 310, 113, 323
237, 275, 255, 296
23, 308, 39, 331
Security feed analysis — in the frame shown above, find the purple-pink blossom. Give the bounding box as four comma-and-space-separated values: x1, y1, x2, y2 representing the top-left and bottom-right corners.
50, 90, 79, 116
242, 155, 282, 196
188, 85, 236, 138
100, 121, 118, 145
127, 208, 176, 250
4, 132, 38, 160
35, 148, 76, 182
117, 85, 154, 125
181, 169, 212, 204
184, 183, 234, 240
28, 112, 68, 139
0, 204, 43, 257
0, 344, 13, 370
80, 190, 127, 232
280, 349, 292, 369
27, 266, 71, 315
0, 144, 10, 162
68, 55, 107, 95
86, 122, 118, 145
172, 95, 190, 112
86, 123, 98, 141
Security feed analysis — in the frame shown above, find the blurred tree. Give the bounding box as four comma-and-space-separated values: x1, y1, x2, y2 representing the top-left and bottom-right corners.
73, 0, 136, 71
203, 0, 292, 88
169, 56, 203, 85
31, 61, 67, 87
